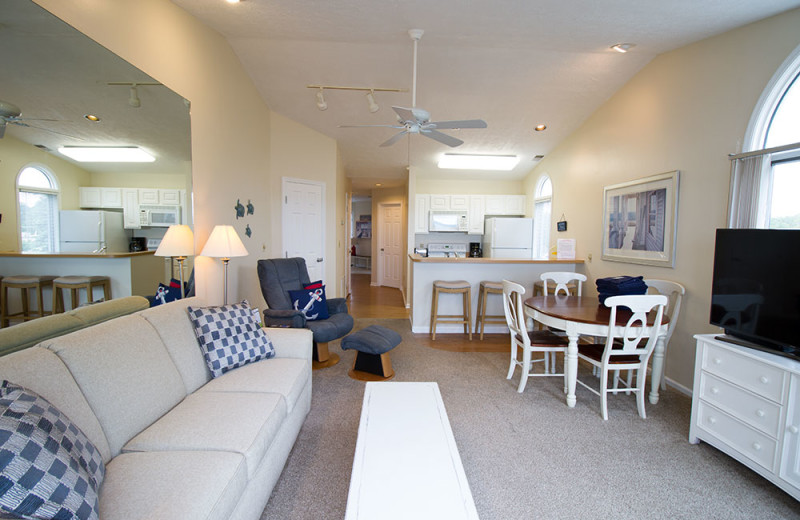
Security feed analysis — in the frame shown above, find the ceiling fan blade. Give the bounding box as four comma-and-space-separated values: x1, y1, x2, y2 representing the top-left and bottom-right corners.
0, 123, 5, 139
379, 130, 408, 147
391, 106, 416, 122
421, 129, 463, 147
428, 119, 487, 130
339, 124, 404, 129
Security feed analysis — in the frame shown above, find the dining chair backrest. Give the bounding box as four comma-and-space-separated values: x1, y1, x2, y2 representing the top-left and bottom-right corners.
643, 279, 685, 344
603, 294, 667, 360
540, 272, 587, 296
501, 280, 528, 348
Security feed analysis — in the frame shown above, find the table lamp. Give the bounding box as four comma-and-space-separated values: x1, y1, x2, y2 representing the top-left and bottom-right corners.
154, 224, 195, 298
200, 225, 248, 304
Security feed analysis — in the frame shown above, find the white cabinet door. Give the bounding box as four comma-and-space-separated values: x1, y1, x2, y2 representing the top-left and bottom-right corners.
468, 196, 485, 234
159, 189, 181, 205
414, 195, 430, 234
484, 195, 505, 214
122, 189, 140, 229
79, 187, 101, 208
449, 195, 469, 211
100, 188, 122, 208
780, 374, 800, 489
429, 194, 450, 210
506, 195, 526, 215
138, 188, 159, 205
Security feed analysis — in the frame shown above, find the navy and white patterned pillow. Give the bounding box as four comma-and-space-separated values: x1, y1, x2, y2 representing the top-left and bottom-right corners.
0, 381, 104, 520
187, 300, 275, 378
288, 285, 329, 321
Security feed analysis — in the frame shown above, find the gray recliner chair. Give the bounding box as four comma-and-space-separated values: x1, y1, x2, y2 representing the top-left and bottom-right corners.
257, 257, 354, 368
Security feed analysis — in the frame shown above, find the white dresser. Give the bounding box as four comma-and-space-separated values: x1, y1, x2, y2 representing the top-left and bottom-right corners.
690, 334, 800, 501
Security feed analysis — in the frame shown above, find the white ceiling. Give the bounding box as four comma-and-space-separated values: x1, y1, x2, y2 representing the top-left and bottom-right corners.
173, 0, 800, 192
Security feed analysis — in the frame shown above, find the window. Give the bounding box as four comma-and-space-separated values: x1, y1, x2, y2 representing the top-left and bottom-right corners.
17, 166, 60, 252
532, 176, 552, 259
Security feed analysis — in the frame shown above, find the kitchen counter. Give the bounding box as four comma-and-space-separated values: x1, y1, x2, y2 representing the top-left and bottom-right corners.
409, 254, 583, 264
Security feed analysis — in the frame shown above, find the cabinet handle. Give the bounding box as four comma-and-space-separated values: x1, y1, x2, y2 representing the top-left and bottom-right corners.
710, 386, 719, 394
708, 416, 717, 425
752, 442, 762, 451
755, 409, 765, 418
713, 358, 722, 365
789, 425, 799, 434
759, 376, 769, 384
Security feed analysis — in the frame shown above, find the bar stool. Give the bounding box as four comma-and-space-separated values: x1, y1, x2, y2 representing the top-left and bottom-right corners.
430, 280, 472, 341
52, 276, 112, 313
475, 280, 505, 340
1, 275, 57, 327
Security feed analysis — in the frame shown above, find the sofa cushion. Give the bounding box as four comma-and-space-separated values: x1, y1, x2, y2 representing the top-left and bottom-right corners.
139, 297, 211, 394
0, 381, 104, 520
100, 451, 247, 520
0, 347, 111, 463
40, 315, 186, 457
187, 301, 275, 378
123, 392, 286, 480
198, 358, 310, 414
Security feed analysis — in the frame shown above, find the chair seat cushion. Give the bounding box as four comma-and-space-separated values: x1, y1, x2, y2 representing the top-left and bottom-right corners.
577, 343, 642, 364
342, 325, 402, 355
522, 329, 569, 346
306, 312, 354, 343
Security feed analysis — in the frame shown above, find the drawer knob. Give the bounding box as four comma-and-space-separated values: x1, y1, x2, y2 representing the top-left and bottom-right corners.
713, 358, 722, 365
708, 416, 717, 425
759, 376, 769, 384
789, 426, 799, 434
710, 386, 719, 394
756, 410, 765, 418
753, 442, 762, 451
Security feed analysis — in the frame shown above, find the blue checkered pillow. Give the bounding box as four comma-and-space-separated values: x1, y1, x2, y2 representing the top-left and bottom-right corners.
0, 381, 104, 520
187, 300, 276, 378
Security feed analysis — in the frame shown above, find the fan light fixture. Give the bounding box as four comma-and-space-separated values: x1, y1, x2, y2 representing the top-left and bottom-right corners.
438, 153, 519, 171
366, 90, 380, 113
611, 43, 635, 53
58, 146, 155, 163
316, 88, 327, 111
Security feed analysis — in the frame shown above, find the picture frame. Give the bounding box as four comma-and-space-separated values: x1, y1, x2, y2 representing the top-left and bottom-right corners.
601, 170, 680, 267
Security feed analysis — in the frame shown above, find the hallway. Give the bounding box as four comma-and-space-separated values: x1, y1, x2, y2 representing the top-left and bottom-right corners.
347, 273, 409, 319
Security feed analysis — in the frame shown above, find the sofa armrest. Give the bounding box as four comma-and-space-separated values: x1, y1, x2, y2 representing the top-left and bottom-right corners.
264, 327, 313, 362
326, 297, 349, 315
263, 308, 306, 328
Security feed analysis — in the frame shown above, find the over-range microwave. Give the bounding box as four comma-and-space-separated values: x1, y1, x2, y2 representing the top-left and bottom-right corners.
140, 205, 180, 227
429, 210, 468, 233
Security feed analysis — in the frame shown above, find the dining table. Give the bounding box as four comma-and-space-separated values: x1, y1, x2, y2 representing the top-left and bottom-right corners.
524, 295, 669, 408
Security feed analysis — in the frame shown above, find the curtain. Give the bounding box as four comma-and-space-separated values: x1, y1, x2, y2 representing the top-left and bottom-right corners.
728, 154, 770, 228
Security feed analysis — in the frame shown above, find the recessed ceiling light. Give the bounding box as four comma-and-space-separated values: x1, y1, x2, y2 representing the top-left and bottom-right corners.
438, 153, 519, 171
58, 146, 155, 163
84, 114, 101, 122
375, 183, 382, 187
611, 43, 635, 53
535, 124, 546, 132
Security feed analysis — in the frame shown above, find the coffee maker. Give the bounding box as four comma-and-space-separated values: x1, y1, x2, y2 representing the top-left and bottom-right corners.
469, 242, 482, 258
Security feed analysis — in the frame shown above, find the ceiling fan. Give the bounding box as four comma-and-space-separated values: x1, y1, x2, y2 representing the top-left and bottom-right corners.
0, 99, 80, 140
340, 29, 487, 148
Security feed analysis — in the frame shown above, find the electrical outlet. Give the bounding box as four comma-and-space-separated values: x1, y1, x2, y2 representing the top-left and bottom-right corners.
588, 253, 592, 262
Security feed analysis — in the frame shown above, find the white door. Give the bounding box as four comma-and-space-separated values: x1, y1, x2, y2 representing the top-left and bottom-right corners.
282, 178, 325, 283
378, 202, 403, 288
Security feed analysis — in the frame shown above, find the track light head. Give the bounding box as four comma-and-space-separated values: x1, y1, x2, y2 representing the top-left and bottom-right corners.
316, 88, 327, 111
128, 85, 141, 108
366, 90, 379, 113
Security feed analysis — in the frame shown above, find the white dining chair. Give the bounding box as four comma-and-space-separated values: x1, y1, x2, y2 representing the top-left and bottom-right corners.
576, 294, 668, 420
539, 272, 587, 296
643, 279, 685, 390
502, 280, 569, 393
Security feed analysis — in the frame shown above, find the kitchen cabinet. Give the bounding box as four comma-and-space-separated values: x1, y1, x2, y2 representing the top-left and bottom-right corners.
414, 195, 430, 234
468, 196, 485, 234
79, 187, 122, 209
485, 195, 525, 215
139, 188, 181, 206
449, 195, 469, 211
158, 189, 181, 206
429, 194, 451, 210
122, 189, 140, 229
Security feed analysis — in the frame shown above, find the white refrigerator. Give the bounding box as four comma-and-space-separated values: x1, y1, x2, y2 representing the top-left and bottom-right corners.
483, 217, 534, 259
59, 210, 128, 253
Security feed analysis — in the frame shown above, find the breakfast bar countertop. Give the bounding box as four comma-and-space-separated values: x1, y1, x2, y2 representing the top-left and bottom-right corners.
0, 251, 156, 258
409, 253, 583, 264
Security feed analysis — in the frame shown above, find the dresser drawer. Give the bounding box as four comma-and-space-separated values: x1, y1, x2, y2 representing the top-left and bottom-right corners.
699, 372, 782, 437
696, 401, 778, 472
702, 343, 786, 403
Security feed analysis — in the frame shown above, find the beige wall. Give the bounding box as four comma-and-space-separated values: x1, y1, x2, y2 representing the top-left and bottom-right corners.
89, 171, 190, 192
523, 8, 800, 391
415, 178, 522, 195
0, 135, 91, 251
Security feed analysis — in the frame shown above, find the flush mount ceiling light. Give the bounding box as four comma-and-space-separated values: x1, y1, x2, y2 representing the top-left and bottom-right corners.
226, 0, 241, 3
307, 85, 406, 113
610, 43, 635, 53
366, 90, 380, 113
58, 146, 155, 163
438, 153, 519, 171
535, 124, 547, 131
316, 88, 328, 111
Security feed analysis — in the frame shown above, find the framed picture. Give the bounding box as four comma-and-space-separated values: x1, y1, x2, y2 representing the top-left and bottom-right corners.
601, 170, 680, 267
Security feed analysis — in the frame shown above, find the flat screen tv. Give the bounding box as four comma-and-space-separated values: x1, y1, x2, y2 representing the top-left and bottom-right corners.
710, 228, 800, 362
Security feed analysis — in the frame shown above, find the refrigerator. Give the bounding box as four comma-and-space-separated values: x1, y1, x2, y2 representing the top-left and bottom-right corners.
483, 217, 534, 259
59, 210, 128, 253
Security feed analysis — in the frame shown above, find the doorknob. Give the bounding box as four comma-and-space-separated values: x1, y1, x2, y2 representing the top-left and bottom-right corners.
316, 257, 323, 262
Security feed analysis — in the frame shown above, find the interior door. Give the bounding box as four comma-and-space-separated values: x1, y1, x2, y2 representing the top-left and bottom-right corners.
282, 178, 325, 283
378, 202, 403, 288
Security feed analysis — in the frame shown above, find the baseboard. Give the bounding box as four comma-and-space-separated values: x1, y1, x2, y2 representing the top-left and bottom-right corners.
664, 377, 692, 397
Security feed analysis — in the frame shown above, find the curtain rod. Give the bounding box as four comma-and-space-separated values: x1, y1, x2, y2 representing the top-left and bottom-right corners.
729, 141, 800, 160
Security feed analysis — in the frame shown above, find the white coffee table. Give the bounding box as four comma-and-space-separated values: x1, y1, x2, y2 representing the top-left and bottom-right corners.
345, 382, 479, 520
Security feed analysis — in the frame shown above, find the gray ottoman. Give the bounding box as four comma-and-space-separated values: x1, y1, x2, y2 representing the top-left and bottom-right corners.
341, 325, 401, 381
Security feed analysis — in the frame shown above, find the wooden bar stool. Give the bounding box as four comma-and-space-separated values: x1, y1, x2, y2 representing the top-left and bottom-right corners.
52, 276, 112, 313
430, 280, 472, 341
475, 280, 506, 340
1, 275, 57, 327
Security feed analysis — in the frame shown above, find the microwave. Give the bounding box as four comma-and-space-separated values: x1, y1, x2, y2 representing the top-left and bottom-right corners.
429, 210, 469, 233
140, 205, 180, 227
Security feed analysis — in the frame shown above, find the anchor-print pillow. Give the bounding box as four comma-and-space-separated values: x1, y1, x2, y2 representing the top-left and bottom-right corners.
288, 285, 329, 321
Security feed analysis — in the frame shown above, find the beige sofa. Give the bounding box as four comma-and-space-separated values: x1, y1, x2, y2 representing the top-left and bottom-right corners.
0, 296, 312, 520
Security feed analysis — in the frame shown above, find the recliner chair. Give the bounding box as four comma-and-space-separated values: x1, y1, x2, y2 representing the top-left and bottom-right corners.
257, 257, 353, 369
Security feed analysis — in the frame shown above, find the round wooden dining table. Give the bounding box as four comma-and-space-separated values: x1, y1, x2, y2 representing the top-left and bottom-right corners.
524, 295, 669, 408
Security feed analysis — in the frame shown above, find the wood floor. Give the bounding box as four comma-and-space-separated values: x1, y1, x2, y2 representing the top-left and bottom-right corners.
346, 272, 507, 352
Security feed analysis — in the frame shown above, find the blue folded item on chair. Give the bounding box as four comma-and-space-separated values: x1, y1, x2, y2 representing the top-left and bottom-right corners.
596, 275, 648, 304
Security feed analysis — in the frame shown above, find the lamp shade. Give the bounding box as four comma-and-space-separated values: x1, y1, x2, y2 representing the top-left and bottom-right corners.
154, 225, 194, 257
200, 225, 248, 259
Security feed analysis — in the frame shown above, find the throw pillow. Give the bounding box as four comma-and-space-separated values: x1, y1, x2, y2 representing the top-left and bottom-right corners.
151, 278, 183, 307
304, 280, 323, 290
0, 381, 105, 520
288, 285, 329, 321
187, 300, 275, 378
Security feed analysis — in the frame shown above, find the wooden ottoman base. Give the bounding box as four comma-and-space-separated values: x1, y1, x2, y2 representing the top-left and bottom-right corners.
349, 351, 395, 381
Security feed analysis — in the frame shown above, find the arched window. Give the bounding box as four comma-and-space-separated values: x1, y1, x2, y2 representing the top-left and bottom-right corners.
17, 165, 60, 252
532, 176, 552, 259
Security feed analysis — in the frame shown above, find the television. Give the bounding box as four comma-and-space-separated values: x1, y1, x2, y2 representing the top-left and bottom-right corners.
710, 228, 800, 361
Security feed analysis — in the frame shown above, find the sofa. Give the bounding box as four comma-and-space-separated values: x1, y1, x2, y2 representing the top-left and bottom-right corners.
0, 296, 313, 520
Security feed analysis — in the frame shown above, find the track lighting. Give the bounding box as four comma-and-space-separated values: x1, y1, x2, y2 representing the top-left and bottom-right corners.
128, 85, 141, 108
610, 43, 635, 53
316, 88, 327, 111
107, 81, 161, 108
366, 90, 379, 113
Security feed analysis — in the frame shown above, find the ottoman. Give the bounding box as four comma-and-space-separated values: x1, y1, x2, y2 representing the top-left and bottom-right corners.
341, 325, 401, 381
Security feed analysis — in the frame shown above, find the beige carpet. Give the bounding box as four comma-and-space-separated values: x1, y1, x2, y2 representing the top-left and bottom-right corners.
260, 318, 800, 519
